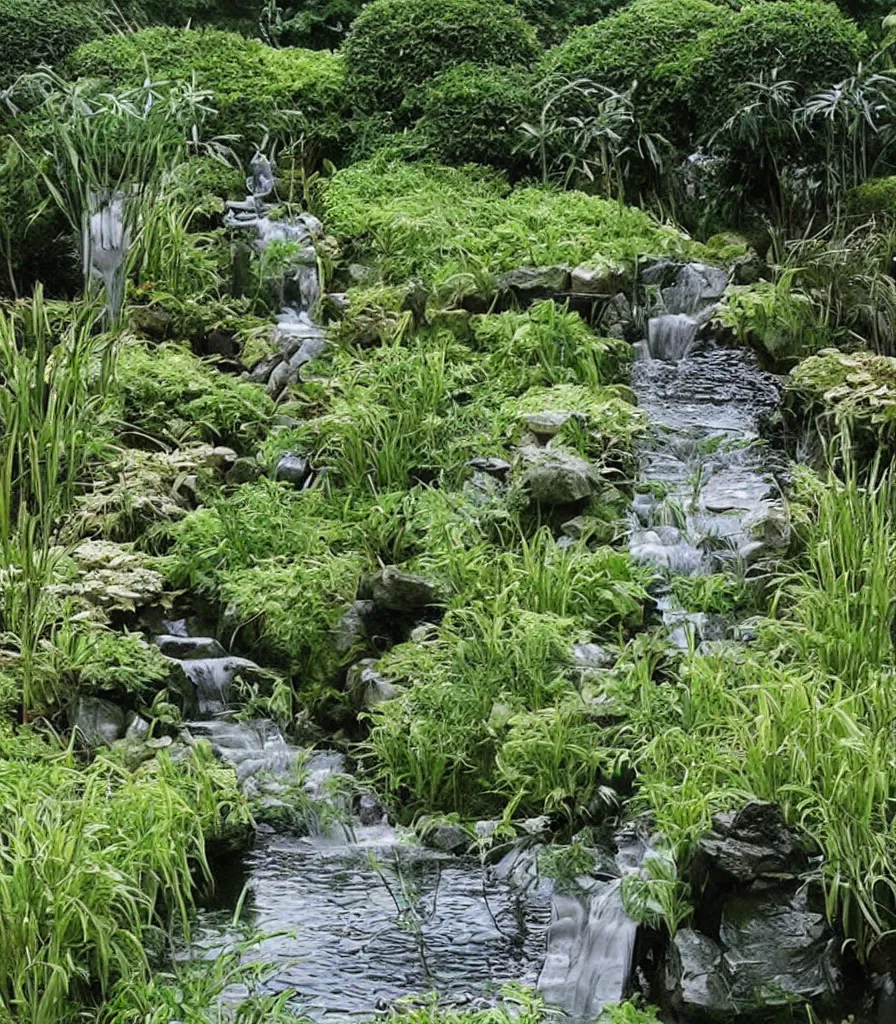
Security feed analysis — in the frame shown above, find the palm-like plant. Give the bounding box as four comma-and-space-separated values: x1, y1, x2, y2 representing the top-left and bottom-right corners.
518, 76, 667, 198
799, 64, 896, 215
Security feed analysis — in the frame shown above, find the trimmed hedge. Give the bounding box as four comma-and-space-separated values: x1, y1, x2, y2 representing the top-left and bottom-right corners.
65, 28, 348, 155
0, 0, 105, 78
684, 0, 866, 132
418, 63, 536, 172
343, 0, 541, 117
540, 0, 731, 140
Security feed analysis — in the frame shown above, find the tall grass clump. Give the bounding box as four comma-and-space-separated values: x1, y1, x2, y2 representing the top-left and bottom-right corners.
0, 292, 115, 713
5, 71, 212, 319
614, 461, 896, 957
0, 735, 248, 1024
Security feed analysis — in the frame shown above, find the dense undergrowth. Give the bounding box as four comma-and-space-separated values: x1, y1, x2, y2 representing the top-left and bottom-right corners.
1, 0, 896, 1019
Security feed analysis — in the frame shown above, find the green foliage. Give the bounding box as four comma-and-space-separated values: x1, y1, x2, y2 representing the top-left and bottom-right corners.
259, 0, 365, 49
0, 0, 105, 79
0, 734, 248, 1023
379, 987, 546, 1024
0, 295, 116, 714
612, 465, 896, 956
471, 300, 630, 391
342, 0, 540, 117
367, 603, 599, 816
539, 0, 730, 139
417, 63, 536, 173
848, 174, 896, 217
513, 0, 629, 45
165, 483, 371, 688
49, 625, 175, 701
322, 158, 703, 292
684, 0, 866, 133
669, 573, 750, 615
787, 349, 896, 458
114, 340, 274, 448
715, 274, 835, 362
66, 29, 349, 155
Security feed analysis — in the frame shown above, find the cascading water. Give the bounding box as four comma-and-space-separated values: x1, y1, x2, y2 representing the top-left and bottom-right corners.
86, 190, 129, 323
225, 154, 327, 398
629, 263, 784, 635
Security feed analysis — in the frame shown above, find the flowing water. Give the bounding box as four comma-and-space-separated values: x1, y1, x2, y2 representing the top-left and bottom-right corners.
86, 190, 129, 322
192, 832, 552, 1020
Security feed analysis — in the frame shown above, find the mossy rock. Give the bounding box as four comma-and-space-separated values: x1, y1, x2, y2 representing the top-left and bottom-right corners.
847, 176, 896, 218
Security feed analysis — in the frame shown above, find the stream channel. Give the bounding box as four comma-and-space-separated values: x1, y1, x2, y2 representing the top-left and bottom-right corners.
167, 161, 792, 1021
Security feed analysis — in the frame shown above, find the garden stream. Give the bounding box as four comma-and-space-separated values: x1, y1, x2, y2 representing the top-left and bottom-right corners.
172, 163, 786, 1020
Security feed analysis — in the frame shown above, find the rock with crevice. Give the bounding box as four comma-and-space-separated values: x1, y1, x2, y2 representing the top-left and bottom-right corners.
346, 659, 399, 708
497, 266, 570, 300
694, 802, 808, 885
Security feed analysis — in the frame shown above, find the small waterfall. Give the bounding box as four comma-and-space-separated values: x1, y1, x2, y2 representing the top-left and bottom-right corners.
225, 154, 326, 397
644, 313, 699, 362
537, 879, 637, 1020
175, 656, 257, 718
85, 191, 129, 323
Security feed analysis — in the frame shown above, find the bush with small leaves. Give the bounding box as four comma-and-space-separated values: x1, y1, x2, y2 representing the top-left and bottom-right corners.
683, 0, 865, 134
418, 63, 537, 173
540, 0, 731, 141
66, 28, 349, 156
342, 0, 540, 118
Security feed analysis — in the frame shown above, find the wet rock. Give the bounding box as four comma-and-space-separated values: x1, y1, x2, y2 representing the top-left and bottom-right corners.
468, 456, 511, 479
346, 659, 399, 708
665, 929, 733, 1016
198, 446, 238, 472
571, 642, 615, 675
356, 792, 388, 826
740, 500, 791, 561
275, 453, 310, 487
640, 259, 679, 287
721, 889, 841, 1008
366, 566, 441, 612
497, 266, 570, 300
695, 802, 807, 885
333, 600, 379, 656
571, 263, 627, 295
125, 712, 151, 740
517, 446, 601, 506
424, 822, 470, 854
521, 410, 583, 441
475, 819, 501, 840
522, 815, 552, 837
662, 263, 729, 314
155, 635, 227, 660
71, 696, 126, 747
599, 292, 634, 340
227, 456, 263, 485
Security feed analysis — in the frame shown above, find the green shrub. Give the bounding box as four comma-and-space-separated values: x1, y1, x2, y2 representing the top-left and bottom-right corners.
514, 0, 630, 45
114, 340, 274, 449
684, 0, 865, 133
0, 734, 248, 1022
166, 483, 372, 690
65, 29, 348, 155
367, 604, 594, 816
259, 0, 366, 49
342, 0, 540, 117
0, 0, 104, 79
418, 63, 536, 172
540, 0, 731, 139
848, 175, 896, 217
321, 158, 704, 291
50, 626, 176, 701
